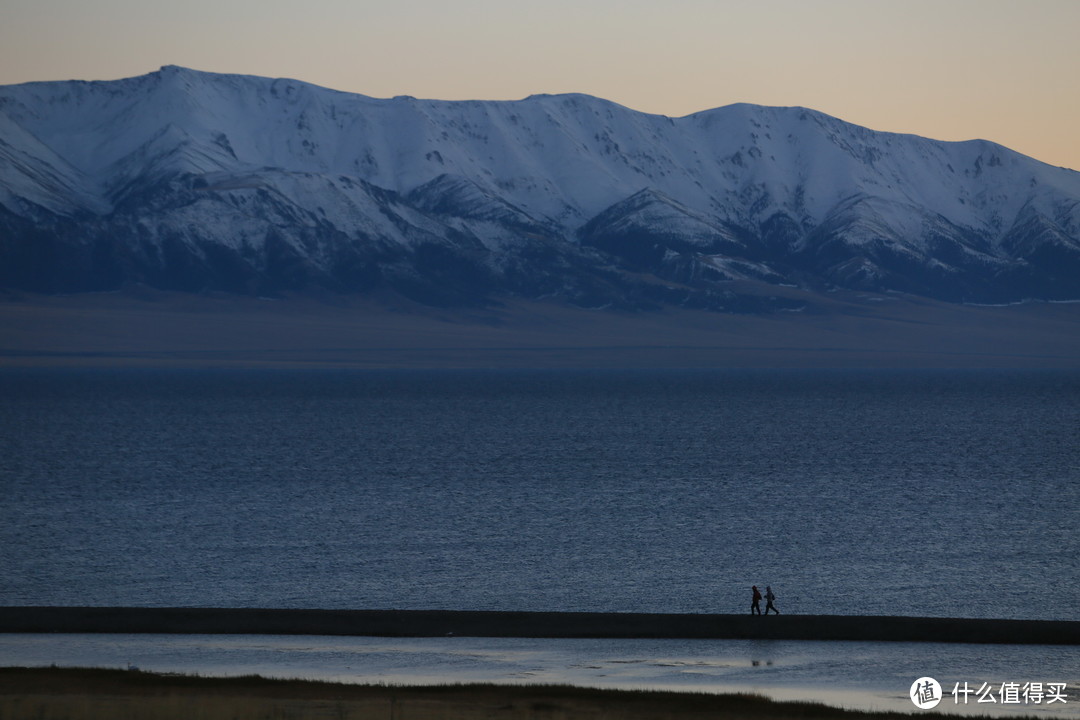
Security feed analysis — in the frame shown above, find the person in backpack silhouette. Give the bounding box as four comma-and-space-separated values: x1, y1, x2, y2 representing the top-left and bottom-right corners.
751, 585, 762, 615
765, 586, 779, 615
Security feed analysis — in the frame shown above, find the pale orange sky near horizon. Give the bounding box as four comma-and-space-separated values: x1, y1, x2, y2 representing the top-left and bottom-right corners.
2, 0, 1078, 170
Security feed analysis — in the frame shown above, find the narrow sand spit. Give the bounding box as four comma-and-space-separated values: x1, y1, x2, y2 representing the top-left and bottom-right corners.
2, 608, 1078, 644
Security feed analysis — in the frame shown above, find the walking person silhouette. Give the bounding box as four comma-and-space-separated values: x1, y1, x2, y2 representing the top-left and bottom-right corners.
765, 586, 780, 615
751, 585, 762, 615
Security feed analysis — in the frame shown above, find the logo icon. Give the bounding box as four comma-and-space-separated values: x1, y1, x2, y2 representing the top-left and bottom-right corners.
911, 677, 943, 709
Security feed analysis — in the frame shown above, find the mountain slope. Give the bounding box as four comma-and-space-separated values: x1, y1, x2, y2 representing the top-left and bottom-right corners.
2, 65, 1079, 307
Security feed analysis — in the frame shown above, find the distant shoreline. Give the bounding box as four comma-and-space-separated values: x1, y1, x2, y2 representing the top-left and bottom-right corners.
1, 607, 1077, 645
3, 290, 1080, 370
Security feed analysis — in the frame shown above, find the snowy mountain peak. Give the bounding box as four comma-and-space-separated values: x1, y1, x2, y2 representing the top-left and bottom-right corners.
1, 67, 1079, 307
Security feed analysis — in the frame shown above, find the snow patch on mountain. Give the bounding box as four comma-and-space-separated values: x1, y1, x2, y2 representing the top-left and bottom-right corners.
2, 66, 1079, 306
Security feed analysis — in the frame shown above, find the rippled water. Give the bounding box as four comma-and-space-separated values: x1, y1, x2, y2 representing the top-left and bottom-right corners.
1, 369, 1078, 619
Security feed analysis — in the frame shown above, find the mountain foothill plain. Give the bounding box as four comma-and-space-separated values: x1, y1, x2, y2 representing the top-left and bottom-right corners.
2, 66, 1080, 371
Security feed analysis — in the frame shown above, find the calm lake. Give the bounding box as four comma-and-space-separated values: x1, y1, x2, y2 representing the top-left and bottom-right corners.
1, 369, 1078, 619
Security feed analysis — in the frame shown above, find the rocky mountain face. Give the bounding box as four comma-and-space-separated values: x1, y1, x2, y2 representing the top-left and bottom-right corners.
2, 65, 1079, 310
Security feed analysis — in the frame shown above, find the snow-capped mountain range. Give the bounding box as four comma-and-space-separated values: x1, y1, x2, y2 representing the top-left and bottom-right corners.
2, 65, 1079, 309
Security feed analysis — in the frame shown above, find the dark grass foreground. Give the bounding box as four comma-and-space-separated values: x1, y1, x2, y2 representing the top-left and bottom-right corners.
0, 667, 1002, 720
1, 607, 1078, 644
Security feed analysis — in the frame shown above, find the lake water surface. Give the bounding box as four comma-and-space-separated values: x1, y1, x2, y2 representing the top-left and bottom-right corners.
1, 369, 1078, 619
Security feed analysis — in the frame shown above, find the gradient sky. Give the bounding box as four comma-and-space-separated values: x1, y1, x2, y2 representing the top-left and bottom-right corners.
3, 0, 1078, 170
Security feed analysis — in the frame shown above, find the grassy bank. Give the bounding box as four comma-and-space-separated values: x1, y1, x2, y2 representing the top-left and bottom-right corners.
0, 666, 997, 720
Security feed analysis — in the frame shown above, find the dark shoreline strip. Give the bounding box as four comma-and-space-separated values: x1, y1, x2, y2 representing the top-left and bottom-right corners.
1, 607, 1076, 645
